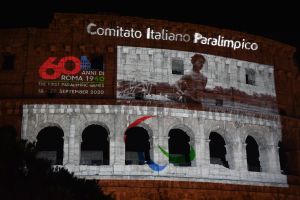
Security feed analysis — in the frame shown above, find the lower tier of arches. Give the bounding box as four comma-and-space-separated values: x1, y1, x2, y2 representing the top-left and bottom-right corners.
21, 104, 286, 186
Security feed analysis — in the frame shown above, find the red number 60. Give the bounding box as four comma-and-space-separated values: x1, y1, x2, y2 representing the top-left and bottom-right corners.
39, 56, 81, 80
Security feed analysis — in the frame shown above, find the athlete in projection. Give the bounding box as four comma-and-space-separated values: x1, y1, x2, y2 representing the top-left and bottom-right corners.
174, 54, 207, 104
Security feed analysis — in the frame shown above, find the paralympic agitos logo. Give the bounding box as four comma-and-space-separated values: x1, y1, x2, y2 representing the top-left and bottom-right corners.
125, 116, 196, 172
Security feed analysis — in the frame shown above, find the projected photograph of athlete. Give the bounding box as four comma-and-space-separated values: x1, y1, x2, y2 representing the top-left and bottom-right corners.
173, 54, 207, 104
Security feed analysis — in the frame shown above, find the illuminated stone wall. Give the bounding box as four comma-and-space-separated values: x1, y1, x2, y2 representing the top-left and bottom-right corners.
1, 12, 300, 199
22, 104, 285, 186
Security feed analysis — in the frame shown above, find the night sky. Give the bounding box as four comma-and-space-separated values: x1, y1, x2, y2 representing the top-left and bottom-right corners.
1, 0, 299, 63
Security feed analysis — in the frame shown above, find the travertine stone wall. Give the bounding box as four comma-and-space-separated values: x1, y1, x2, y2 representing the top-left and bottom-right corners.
22, 104, 286, 186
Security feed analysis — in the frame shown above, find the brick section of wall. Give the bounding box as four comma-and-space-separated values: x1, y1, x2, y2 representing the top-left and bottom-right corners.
98, 179, 300, 200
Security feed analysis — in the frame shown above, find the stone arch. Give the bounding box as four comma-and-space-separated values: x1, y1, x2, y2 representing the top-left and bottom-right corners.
167, 124, 195, 167
209, 132, 229, 168
124, 122, 154, 165
245, 135, 261, 172
208, 127, 232, 145
203, 121, 235, 144
166, 122, 196, 150
36, 126, 64, 165
240, 125, 270, 147
35, 122, 65, 141
166, 123, 195, 142
33, 120, 69, 165
78, 121, 111, 142
204, 122, 238, 169
243, 125, 283, 173
135, 122, 154, 140
242, 126, 272, 172
75, 120, 112, 165
80, 124, 110, 165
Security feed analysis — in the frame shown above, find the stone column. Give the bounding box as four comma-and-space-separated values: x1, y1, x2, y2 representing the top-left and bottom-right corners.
155, 117, 169, 167
63, 135, 69, 165
156, 135, 169, 165
239, 142, 249, 171
194, 136, 202, 167
200, 138, 211, 166
260, 144, 281, 173
67, 114, 80, 165
113, 115, 126, 166
224, 144, 232, 168
109, 127, 115, 166
226, 141, 246, 170
197, 124, 210, 166
21, 106, 29, 139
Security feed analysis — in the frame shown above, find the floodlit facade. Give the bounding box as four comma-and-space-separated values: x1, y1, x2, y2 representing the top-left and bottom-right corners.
1, 13, 300, 199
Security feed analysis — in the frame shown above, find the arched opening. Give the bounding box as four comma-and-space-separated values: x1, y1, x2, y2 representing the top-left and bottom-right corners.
168, 129, 191, 166
80, 125, 109, 165
36, 126, 64, 165
246, 136, 261, 172
278, 141, 287, 174
125, 127, 150, 165
209, 132, 229, 168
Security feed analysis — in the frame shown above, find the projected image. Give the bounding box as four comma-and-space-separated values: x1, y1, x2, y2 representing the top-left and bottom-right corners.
117, 46, 278, 114
37, 55, 105, 97
171, 54, 207, 105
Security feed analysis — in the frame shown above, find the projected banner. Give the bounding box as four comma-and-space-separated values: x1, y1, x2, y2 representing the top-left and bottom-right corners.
117, 46, 278, 114
37, 55, 105, 97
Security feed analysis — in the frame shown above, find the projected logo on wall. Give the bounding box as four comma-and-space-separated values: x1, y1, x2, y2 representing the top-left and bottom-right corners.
125, 116, 195, 172
117, 46, 278, 115
38, 56, 105, 96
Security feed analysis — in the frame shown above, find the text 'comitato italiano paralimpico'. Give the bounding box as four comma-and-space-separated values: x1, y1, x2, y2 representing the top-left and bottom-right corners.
86, 23, 258, 51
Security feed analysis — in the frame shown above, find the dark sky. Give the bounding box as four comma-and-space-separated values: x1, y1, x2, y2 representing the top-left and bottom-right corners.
1, 0, 299, 63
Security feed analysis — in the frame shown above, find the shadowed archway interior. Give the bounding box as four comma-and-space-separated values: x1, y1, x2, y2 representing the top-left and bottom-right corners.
125, 127, 151, 165
81, 124, 109, 165
36, 126, 64, 165
168, 129, 191, 166
209, 132, 229, 168
246, 136, 261, 172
